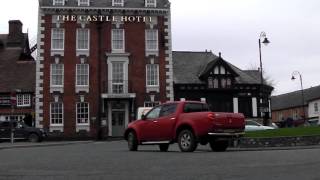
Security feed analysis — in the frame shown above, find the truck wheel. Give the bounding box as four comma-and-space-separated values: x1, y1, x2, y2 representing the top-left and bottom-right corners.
210, 140, 228, 152
28, 133, 40, 143
127, 131, 138, 151
159, 144, 169, 152
178, 129, 198, 152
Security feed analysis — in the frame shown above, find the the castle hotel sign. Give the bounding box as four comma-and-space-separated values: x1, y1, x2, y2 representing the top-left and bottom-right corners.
57, 15, 153, 23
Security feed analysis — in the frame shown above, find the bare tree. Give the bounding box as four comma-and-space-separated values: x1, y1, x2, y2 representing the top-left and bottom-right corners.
246, 63, 276, 88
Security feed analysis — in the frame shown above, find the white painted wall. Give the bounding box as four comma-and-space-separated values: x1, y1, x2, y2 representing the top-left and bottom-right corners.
308, 99, 320, 118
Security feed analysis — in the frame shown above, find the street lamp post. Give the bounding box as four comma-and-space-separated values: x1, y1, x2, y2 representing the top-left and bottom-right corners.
258, 32, 270, 125
291, 71, 306, 121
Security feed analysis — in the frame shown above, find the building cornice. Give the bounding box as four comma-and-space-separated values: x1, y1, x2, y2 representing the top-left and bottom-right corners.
40, 6, 169, 14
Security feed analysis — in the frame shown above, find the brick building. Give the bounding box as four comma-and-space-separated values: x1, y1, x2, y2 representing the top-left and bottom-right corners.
36, 0, 173, 137
0, 20, 35, 125
271, 85, 320, 122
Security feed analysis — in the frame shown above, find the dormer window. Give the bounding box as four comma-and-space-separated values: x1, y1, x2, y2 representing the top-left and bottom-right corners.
145, 0, 156, 8
112, 0, 124, 7
78, 0, 90, 6
53, 0, 64, 6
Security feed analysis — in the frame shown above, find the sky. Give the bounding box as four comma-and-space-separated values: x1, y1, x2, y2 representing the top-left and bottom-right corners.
1, 0, 319, 95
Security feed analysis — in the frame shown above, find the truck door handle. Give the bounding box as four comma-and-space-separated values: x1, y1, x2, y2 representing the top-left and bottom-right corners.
170, 118, 176, 120
153, 121, 158, 123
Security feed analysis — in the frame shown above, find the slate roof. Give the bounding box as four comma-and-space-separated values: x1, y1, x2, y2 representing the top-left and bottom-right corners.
40, 0, 170, 9
0, 33, 35, 93
271, 85, 320, 111
172, 51, 262, 85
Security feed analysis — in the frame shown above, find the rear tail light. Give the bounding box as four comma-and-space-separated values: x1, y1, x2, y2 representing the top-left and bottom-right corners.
208, 113, 215, 120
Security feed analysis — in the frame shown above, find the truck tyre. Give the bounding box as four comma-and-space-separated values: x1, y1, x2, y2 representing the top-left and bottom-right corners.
210, 140, 228, 152
127, 131, 138, 151
178, 129, 198, 152
159, 144, 170, 152
28, 133, 40, 143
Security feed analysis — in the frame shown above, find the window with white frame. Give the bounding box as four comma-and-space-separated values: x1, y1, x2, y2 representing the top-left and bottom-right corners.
51, 28, 64, 50
50, 102, 63, 125
145, 0, 156, 7
112, 29, 124, 52
145, 29, 158, 51
146, 64, 159, 86
315, 103, 319, 112
51, 64, 64, 86
78, 0, 89, 6
76, 64, 89, 86
76, 102, 89, 124
17, 94, 31, 107
112, 62, 125, 93
77, 29, 89, 50
112, 0, 124, 6
53, 0, 64, 6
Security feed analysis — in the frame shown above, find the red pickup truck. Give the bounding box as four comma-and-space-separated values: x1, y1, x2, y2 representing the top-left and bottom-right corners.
124, 101, 245, 152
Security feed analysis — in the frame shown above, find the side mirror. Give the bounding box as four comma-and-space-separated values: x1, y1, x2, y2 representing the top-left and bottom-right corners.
141, 114, 147, 120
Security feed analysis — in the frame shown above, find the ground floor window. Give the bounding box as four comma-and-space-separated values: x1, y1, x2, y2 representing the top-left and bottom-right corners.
76, 102, 89, 124
50, 102, 63, 125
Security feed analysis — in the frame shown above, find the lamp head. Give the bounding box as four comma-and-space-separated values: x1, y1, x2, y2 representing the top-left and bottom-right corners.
291, 76, 296, 81
262, 38, 270, 46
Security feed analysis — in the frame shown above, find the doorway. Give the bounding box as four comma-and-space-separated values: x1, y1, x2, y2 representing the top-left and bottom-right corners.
111, 111, 125, 137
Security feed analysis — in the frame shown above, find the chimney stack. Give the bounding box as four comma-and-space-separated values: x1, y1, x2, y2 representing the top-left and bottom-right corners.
7, 20, 24, 46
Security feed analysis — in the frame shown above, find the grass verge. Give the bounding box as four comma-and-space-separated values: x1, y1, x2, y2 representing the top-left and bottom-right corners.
244, 126, 320, 138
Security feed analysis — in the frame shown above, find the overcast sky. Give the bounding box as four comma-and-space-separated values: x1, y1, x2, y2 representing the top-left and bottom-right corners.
1, 0, 319, 95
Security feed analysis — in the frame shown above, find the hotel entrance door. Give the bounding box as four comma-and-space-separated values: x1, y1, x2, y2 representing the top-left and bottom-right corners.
111, 111, 125, 137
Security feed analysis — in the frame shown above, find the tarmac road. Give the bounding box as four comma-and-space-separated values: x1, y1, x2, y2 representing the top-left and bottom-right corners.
0, 141, 319, 180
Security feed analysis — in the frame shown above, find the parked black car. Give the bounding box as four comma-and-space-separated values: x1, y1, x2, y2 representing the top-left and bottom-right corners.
0, 121, 47, 143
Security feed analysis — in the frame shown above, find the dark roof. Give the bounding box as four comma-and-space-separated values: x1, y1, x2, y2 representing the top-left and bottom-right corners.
0, 30, 35, 93
172, 51, 262, 85
40, 0, 170, 9
271, 85, 320, 111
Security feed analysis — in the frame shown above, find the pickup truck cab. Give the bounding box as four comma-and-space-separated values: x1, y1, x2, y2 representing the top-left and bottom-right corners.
124, 101, 245, 152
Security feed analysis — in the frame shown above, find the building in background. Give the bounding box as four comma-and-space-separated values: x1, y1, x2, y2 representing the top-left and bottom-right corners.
173, 51, 274, 120
0, 20, 36, 126
36, 0, 173, 138
271, 85, 320, 122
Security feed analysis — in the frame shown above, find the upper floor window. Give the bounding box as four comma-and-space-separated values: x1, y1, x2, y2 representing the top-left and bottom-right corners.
77, 29, 90, 50
78, 0, 89, 6
51, 64, 64, 87
51, 28, 64, 50
112, 29, 125, 52
145, 0, 156, 7
76, 64, 89, 86
146, 64, 159, 87
50, 102, 63, 125
315, 102, 319, 112
145, 29, 158, 51
17, 94, 31, 107
53, 0, 64, 6
112, 0, 124, 6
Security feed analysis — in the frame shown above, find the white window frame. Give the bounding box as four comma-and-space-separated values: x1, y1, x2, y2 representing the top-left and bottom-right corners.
146, 64, 159, 87
76, 102, 90, 125
111, 62, 125, 94
145, 29, 158, 51
76, 28, 90, 50
111, 29, 125, 53
112, 0, 124, 7
51, 28, 65, 50
50, 102, 64, 126
16, 94, 31, 107
76, 64, 89, 86
53, 0, 65, 6
78, 0, 90, 6
315, 102, 319, 112
50, 64, 64, 87
145, 0, 156, 7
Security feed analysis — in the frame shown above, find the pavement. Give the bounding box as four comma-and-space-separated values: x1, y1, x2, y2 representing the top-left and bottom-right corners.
1, 140, 320, 151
